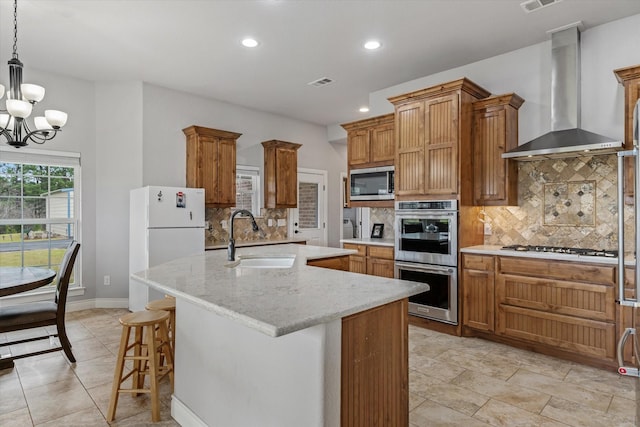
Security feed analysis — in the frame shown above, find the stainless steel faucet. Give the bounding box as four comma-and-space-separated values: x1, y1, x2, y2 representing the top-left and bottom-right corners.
228, 209, 261, 261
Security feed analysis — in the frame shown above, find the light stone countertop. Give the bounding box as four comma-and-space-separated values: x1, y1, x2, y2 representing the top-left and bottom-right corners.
131, 244, 428, 337
461, 245, 633, 266
340, 238, 395, 247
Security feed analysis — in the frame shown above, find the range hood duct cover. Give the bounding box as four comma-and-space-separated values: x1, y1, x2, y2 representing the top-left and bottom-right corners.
503, 24, 622, 161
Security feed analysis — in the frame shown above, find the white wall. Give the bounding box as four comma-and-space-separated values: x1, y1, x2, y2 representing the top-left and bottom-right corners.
327, 13, 640, 146
95, 82, 143, 299
141, 84, 346, 247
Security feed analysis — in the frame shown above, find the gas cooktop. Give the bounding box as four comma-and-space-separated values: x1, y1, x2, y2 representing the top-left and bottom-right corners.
501, 245, 618, 258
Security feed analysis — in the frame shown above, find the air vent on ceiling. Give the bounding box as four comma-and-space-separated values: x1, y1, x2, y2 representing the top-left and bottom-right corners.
520, 0, 562, 13
307, 77, 334, 87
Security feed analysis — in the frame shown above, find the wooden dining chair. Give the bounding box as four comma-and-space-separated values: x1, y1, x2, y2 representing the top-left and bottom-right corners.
0, 241, 80, 363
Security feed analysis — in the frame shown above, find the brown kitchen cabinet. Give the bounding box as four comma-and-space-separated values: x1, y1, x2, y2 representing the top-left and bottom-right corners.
389, 78, 490, 203
461, 254, 495, 332
183, 125, 241, 207
262, 140, 302, 208
342, 243, 394, 278
614, 64, 640, 204
495, 256, 617, 362
462, 253, 620, 367
341, 114, 395, 208
342, 113, 395, 168
472, 93, 524, 206
306, 255, 349, 271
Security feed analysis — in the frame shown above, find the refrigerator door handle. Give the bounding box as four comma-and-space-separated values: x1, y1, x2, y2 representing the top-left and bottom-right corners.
617, 327, 640, 377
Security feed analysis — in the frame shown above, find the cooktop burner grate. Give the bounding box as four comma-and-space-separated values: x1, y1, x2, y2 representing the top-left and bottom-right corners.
501, 245, 618, 257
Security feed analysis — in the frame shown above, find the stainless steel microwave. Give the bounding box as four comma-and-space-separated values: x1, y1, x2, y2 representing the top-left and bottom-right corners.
350, 166, 394, 201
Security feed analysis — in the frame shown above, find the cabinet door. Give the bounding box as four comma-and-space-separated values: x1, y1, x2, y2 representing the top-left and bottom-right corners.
462, 269, 494, 332
200, 137, 220, 205
367, 258, 395, 278
424, 93, 458, 196
370, 123, 395, 164
395, 101, 425, 197
217, 138, 237, 206
348, 129, 371, 166
349, 255, 367, 274
275, 147, 298, 207
473, 108, 508, 204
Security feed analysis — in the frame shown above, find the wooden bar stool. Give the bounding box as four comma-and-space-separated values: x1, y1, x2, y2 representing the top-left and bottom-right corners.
146, 296, 176, 361
107, 310, 174, 423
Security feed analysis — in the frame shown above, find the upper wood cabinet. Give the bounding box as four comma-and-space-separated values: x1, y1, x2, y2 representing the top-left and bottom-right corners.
183, 125, 241, 207
614, 64, 640, 204
389, 78, 490, 203
472, 93, 524, 206
341, 113, 395, 169
262, 140, 301, 208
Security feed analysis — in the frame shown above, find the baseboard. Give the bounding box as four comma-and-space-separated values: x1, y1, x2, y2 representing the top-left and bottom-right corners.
172, 395, 208, 427
66, 298, 129, 312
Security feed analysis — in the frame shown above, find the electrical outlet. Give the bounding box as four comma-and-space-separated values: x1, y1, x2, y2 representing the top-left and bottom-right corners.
221, 220, 228, 229
104, 275, 111, 286
277, 219, 286, 227
268, 219, 274, 227
483, 222, 492, 235
205, 221, 210, 230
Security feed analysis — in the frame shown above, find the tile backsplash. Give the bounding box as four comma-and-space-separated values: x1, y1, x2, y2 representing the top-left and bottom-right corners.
370, 208, 395, 240
205, 208, 288, 246
483, 154, 631, 251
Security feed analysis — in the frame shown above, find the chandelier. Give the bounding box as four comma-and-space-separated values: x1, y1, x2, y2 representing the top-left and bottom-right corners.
0, 0, 67, 148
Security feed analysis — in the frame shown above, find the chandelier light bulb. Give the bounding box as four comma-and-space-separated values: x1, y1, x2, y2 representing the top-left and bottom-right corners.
0, 113, 14, 130
34, 116, 51, 130
21, 83, 45, 102
45, 110, 68, 128
6, 99, 32, 118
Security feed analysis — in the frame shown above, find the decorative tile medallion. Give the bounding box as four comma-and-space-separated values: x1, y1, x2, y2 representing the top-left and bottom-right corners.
543, 181, 595, 226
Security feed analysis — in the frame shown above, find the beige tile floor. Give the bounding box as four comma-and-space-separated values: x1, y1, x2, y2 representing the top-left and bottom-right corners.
0, 308, 637, 426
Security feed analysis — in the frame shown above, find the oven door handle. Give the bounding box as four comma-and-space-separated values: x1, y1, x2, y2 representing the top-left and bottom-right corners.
395, 262, 455, 275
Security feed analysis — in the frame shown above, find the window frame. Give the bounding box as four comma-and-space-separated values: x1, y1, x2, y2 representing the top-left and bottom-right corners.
0, 146, 83, 304
235, 165, 261, 216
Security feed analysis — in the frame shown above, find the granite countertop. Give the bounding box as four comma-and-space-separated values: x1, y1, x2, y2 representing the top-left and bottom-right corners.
131, 244, 428, 337
461, 245, 634, 266
340, 237, 395, 247
205, 238, 308, 250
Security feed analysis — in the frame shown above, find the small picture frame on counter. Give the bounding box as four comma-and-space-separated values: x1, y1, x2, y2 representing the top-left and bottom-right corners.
371, 223, 384, 238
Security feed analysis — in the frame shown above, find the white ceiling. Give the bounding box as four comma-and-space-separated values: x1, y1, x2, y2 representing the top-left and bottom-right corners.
1, 0, 639, 127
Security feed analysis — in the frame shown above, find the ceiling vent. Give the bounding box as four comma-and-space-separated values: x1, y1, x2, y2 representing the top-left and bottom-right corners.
307, 77, 334, 87
520, 0, 562, 13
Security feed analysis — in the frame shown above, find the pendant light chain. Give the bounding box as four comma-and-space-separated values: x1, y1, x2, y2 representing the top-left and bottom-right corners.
12, 0, 18, 59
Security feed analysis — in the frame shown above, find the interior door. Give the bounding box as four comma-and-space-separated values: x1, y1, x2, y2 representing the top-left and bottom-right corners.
290, 170, 327, 246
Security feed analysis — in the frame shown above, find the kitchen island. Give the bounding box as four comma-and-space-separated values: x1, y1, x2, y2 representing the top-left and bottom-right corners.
131, 244, 428, 427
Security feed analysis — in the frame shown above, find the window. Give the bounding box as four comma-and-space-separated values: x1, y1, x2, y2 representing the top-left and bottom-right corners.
0, 147, 81, 288
235, 165, 261, 215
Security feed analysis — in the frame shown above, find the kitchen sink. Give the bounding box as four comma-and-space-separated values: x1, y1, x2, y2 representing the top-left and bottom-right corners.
228, 254, 296, 269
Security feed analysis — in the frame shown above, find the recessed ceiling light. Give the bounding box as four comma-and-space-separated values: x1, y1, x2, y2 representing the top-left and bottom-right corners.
359, 107, 370, 113
364, 40, 381, 50
242, 38, 259, 48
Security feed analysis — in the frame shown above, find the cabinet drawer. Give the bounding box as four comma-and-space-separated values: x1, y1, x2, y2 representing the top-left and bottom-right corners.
497, 304, 616, 360
497, 274, 615, 321
463, 254, 494, 271
343, 243, 366, 256
368, 246, 394, 260
498, 257, 616, 285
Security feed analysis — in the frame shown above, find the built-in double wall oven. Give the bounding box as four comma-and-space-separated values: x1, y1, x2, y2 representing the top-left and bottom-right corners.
394, 200, 458, 325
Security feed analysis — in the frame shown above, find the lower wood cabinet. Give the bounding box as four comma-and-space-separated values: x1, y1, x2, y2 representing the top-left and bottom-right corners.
462, 253, 618, 366
342, 243, 394, 278
461, 254, 495, 332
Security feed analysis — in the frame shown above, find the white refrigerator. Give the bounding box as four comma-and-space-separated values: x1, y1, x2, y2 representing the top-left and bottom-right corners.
129, 186, 205, 312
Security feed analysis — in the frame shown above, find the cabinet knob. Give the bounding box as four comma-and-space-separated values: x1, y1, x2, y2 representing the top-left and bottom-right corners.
294, 230, 299, 234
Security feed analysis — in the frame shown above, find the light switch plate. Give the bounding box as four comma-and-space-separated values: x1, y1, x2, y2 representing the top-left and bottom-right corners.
277, 219, 286, 227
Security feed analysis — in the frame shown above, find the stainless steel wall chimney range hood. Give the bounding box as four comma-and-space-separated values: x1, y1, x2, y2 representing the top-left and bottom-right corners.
502, 23, 622, 161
